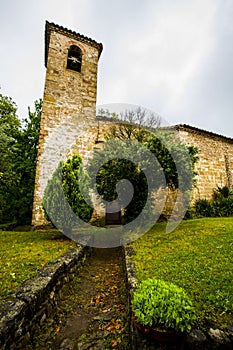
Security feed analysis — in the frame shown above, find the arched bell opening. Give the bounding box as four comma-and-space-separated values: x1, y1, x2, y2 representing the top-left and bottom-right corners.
67, 45, 82, 72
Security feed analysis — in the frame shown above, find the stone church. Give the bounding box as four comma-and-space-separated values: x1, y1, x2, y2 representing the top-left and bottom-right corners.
32, 21, 233, 227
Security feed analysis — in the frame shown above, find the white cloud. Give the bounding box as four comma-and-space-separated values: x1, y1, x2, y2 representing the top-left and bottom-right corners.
99, 0, 218, 113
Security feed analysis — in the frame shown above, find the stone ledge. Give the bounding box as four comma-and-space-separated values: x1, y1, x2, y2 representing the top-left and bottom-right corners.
124, 245, 233, 350
0, 242, 92, 350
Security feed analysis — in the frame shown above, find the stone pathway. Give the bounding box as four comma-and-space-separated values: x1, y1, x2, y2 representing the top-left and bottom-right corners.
24, 247, 129, 350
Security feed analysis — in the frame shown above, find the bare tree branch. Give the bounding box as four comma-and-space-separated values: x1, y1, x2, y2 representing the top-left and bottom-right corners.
106, 107, 161, 141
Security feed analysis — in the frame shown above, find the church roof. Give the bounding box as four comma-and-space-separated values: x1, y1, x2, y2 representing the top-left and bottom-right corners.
173, 124, 233, 143
45, 21, 103, 67
96, 116, 233, 143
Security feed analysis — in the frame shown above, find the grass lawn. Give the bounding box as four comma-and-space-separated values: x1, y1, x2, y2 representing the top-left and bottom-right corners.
132, 217, 233, 331
0, 230, 76, 301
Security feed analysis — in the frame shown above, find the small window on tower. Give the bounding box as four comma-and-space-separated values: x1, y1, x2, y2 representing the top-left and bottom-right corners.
67, 45, 82, 72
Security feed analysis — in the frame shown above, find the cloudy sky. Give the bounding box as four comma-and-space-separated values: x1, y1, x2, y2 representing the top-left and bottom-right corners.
1, 0, 233, 137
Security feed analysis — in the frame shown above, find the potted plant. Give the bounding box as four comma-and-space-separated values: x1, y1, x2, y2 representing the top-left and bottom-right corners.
131, 278, 197, 343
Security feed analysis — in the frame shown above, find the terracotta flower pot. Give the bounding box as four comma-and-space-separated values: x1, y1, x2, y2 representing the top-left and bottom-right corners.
132, 313, 181, 344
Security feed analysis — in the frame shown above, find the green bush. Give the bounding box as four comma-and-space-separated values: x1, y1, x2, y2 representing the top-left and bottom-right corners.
213, 185, 233, 201
132, 278, 197, 333
211, 186, 233, 217
212, 197, 233, 217
43, 154, 93, 231
194, 186, 233, 218
184, 206, 196, 220
62, 154, 93, 222
194, 198, 214, 217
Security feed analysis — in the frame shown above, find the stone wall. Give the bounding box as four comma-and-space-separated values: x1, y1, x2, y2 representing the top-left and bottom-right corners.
0, 242, 92, 350
177, 125, 233, 201
33, 116, 233, 226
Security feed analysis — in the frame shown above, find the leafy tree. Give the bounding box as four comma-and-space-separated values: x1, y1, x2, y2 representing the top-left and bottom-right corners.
106, 108, 197, 192
14, 99, 42, 223
88, 143, 150, 224
43, 162, 73, 231
88, 137, 161, 225
88, 109, 198, 224
43, 154, 93, 232
0, 92, 42, 224
146, 131, 198, 192
0, 92, 20, 138
0, 124, 17, 221
0, 93, 20, 223
62, 154, 93, 222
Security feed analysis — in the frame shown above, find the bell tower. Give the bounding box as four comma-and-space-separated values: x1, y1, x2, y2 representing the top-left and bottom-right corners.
32, 21, 103, 226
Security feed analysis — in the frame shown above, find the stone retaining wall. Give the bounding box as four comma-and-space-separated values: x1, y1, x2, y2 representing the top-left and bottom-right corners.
124, 246, 233, 350
0, 242, 92, 350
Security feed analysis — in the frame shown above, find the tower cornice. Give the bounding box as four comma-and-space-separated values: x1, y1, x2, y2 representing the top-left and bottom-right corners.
45, 21, 103, 67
